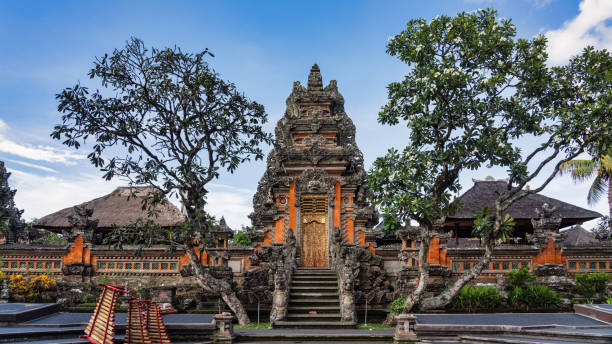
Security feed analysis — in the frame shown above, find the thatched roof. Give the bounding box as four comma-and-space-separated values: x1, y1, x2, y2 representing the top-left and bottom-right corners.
34, 187, 185, 231
563, 225, 604, 247
448, 178, 601, 227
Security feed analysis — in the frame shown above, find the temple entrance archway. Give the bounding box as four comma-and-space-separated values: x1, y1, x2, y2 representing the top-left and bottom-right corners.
300, 195, 329, 267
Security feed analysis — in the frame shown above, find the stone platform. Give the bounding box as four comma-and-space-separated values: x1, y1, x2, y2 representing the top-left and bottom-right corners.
0, 303, 60, 324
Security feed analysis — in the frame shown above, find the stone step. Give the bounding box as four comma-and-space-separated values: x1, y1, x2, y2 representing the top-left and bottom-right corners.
290, 292, 338, 299
291, 280, 338, 287
292, 275, 337, 281
294, 270, 336, 275
287, 313, 342, 321
287, 306, 341, 313
273, 320, 357, 329
289, 299, 340, 306
290, 286, 338, 291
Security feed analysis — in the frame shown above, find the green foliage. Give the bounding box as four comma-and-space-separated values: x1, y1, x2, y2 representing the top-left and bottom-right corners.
357, 323, 394, 330
98, 275, 111, 285
390, 296, 407, 314
472, 206, 515, 244
232, 231, 252, 246
137, 286, 151, 300
559, 155, 611, 215
592, 216, 612, 241
234, 322, 272, 330
575, 272, 610, 299
34, 230, 68, 246
603, 295, 612, 304
52, 37, 274, 249
83, 294, 98, 304
452, 285, 502, 312
506, 266, 536, 288
368, 8, 612, 236
509, 285, 561, 311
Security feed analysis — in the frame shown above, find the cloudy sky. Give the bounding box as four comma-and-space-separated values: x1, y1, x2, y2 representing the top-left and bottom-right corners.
0, 0, 610, 230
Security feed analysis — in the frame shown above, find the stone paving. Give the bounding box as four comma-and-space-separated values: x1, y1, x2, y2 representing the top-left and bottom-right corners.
416, 312, 606, 326
21, 312, 214, 326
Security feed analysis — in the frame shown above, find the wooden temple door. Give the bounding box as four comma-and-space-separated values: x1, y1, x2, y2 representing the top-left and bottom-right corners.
300, 196, 329, 267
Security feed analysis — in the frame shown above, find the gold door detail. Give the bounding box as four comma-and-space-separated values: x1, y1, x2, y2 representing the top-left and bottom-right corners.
300, 196, 328, 267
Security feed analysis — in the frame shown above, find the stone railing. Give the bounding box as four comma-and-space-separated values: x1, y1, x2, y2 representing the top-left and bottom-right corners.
269, 230, 297, 323
330, 227, 359, 323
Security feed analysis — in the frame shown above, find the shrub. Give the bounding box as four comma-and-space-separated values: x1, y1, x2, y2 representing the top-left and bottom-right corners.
506, 266, 535, 288
0, 270, 5, 282
575, 272, 610, 300
452, 285, 502, 312
390, 296, 407, 314
604, 295, 612, 304
8, 274, 28, 295
232, 231, 252, 246
509, 285, 561, 311
28, 274, 56, 292
83, 294, 98, 304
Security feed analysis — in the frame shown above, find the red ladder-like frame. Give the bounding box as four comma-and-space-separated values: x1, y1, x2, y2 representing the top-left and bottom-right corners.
81, 284, 129, 344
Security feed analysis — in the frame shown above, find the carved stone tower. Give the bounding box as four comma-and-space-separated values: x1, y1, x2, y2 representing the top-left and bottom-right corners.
250, 65, 378, 267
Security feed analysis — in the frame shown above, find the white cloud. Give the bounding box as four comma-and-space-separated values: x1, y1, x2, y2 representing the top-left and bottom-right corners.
0, 119, 86, 165
4, 158, 57, 173
6, 165, 254, 230
535, 0, 554, 8
545, 0, 612, 64
206, 184, 254, 231
7, 168, 124, 221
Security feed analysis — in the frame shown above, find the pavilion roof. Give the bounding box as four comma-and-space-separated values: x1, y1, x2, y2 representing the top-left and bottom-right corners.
34, 186, 185, 231
448, 178, 601, 227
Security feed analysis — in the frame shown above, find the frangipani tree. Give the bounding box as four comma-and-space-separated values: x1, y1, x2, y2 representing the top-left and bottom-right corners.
368, 9, 612, 311
52, 38, 273, 324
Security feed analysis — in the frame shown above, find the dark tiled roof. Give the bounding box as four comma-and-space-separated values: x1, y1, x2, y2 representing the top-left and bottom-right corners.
449, 180, 601, 223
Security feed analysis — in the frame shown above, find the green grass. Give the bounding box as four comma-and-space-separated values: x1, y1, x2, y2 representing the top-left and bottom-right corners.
357, 323, 394, 330
235, 322, 272, 330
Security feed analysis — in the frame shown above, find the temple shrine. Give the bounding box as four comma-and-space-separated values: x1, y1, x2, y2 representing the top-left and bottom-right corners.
249, 64, 378, 267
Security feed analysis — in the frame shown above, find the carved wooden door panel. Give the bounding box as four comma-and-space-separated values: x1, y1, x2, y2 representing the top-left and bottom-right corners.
300, 196, 328, 267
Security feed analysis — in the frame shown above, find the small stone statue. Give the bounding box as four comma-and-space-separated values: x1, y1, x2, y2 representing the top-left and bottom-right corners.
0, 279, 10, 303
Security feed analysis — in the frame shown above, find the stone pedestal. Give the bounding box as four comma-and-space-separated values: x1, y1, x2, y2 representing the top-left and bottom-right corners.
212, 312, 235, 343
394, 314, 418, 343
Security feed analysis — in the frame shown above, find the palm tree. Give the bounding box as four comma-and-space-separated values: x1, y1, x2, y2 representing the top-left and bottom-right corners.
559, 155, 612, 218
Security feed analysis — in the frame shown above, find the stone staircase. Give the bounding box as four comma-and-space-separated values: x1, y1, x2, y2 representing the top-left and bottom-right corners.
273, 267, 356, 328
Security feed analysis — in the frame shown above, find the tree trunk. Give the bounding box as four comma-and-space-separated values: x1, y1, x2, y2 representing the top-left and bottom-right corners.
404, 228, 430, 312
184, 245, 251, 324
418, 241, 494, 311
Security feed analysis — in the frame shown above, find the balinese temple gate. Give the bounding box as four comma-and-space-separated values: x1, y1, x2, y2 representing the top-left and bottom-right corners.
249, 64, 379, 266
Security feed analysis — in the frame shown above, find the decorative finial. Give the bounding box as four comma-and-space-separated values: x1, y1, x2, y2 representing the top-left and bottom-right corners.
307, 64, 323, 91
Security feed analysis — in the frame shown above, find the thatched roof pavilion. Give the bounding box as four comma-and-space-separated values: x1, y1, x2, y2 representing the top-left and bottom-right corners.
34, 186, 185, 233
446, 177, 601, 238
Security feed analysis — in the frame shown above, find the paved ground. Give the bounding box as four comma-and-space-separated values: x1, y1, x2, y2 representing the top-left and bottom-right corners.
23, 312, 214, 325
530, 327, 612, 335
464, 335, 592, 344
416, 312, 606, 326
0, 303, 52, 314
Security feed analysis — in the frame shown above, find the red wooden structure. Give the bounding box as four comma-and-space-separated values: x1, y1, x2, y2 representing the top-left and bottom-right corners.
146, 301, 171, 344
81, 284, 128, 344
126, 301, 152, 344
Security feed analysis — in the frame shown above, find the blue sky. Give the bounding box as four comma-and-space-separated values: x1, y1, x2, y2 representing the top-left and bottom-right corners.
1, 0, 611, 229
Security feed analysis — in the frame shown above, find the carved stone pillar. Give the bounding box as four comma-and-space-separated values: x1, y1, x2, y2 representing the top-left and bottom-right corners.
212, 312, 235, 343
394, 314, 418, 342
